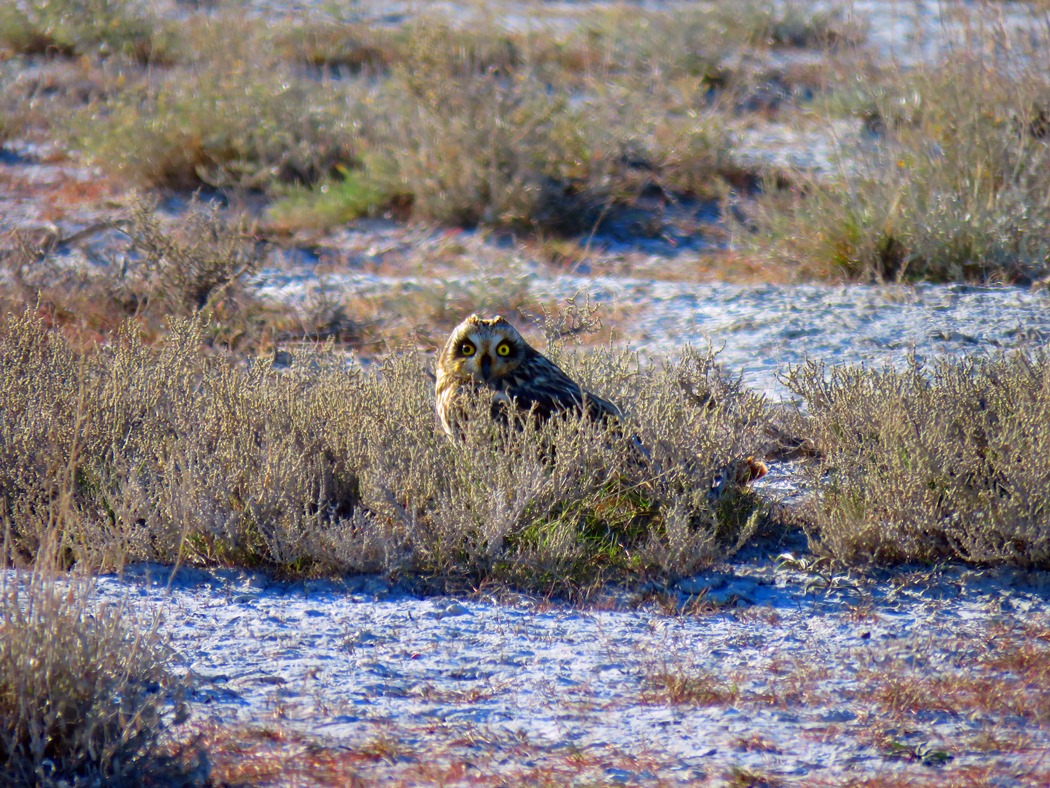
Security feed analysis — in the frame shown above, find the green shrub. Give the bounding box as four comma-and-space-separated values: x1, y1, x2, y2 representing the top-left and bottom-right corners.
268, 160, 401, 231
787, 353, 1050, 567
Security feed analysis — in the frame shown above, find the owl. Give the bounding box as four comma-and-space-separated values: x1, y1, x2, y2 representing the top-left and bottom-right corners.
435, 314, 622, 438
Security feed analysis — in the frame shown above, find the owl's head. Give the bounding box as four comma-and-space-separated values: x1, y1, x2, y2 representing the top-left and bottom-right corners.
438, 314, 530, 385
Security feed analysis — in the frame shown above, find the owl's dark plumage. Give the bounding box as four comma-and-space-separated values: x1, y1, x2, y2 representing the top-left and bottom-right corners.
435, 314, 621, 437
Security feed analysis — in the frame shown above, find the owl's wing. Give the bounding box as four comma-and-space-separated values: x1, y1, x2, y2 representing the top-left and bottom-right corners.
503, 361, 623, 423
502, 356, 650, 460
578, 389, 624, 422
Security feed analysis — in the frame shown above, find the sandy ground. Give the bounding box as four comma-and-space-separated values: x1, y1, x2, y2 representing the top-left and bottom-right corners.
85, 551, 1050, 785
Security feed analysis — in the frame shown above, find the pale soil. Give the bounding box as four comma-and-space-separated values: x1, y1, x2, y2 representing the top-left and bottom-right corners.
84, 552, 1050, 786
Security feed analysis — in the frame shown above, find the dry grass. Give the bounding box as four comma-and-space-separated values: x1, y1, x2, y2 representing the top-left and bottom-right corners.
275, 15, 743, 234
6, 197, 1050, 578
175, 719, 678, 787
6, 197, 1050, 581
3, 197, 265, 349
170, 724, 372, 787
736, 9, 1050, 283
787, 352, 1050, 568
0, 0, 175, 63
66, 15, 354, 191
0, 547, 185, 785
0, 293, 771, 594
643, 665, 740, 706
10, 3, 856, 236
861, 623, 1050, 724
11, 0, 1050, 289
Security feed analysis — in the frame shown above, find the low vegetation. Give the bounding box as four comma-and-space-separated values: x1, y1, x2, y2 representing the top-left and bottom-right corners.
6, 0, 1050, 285
0, 0, 172, 62
271, 16, 743, 233
11, 0, 863, 238
0, 298, 771, 594
2, 187, 1048, 582
787, 353, 1050, 568
68, 26, 355, 191
4, 4, 1050, 784
3, 196, 1049, 582
4, 198, 264, 348
0, 553, 185, 785
737, 33, 1050, 283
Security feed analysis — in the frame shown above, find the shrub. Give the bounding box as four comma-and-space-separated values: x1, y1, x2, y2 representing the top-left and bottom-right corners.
786, 352, 1050, 567
281, 36, 738, 233
0, 0, 173, 62
563, 1, 857, 80
263, 11, 749, 234
67, 21, 355, 190
4, 197, 264, 349
0, 559, 182, 784
346, 343, 770, 592
0, 306, 771, 594
736, 44, 1050, 283
363, 57, 597, 232
270, 19, 401, 74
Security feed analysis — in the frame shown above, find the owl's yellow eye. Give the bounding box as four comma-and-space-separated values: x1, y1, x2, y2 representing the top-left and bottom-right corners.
496, 343, 511, 357
460, 342, 475, 356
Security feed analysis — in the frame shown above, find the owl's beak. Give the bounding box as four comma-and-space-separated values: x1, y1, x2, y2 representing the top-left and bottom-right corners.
479, 354, 492, 382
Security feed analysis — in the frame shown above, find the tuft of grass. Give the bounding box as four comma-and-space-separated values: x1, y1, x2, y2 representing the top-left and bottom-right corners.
0, 555, 184, 784
737, 42, 1050, 283
0, 0, 175, 63
270, 19, 401, 74
644, 666, 740, 706
268, 160, 403, 231
724, 765, 783, 788
787, 352, 1050, 567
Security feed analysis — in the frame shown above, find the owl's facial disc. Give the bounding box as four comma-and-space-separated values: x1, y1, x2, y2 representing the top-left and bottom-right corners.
453, 331, 516, 383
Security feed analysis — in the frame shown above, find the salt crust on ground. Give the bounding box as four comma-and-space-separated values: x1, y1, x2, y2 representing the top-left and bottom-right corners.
80, 551, 1050, 786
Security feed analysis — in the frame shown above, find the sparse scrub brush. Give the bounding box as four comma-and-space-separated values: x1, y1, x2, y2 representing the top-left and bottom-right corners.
0, 555, 182, 784
68, 24, 354, 191
0, 0, 172, 62
736, 41, 1050, 283
0, 304, 771, 594
787, 352, 1050, 567
3, 197, 268, 349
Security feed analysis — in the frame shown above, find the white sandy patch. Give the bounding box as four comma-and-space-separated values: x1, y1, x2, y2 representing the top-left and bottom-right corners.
75, 558, 1050, 784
